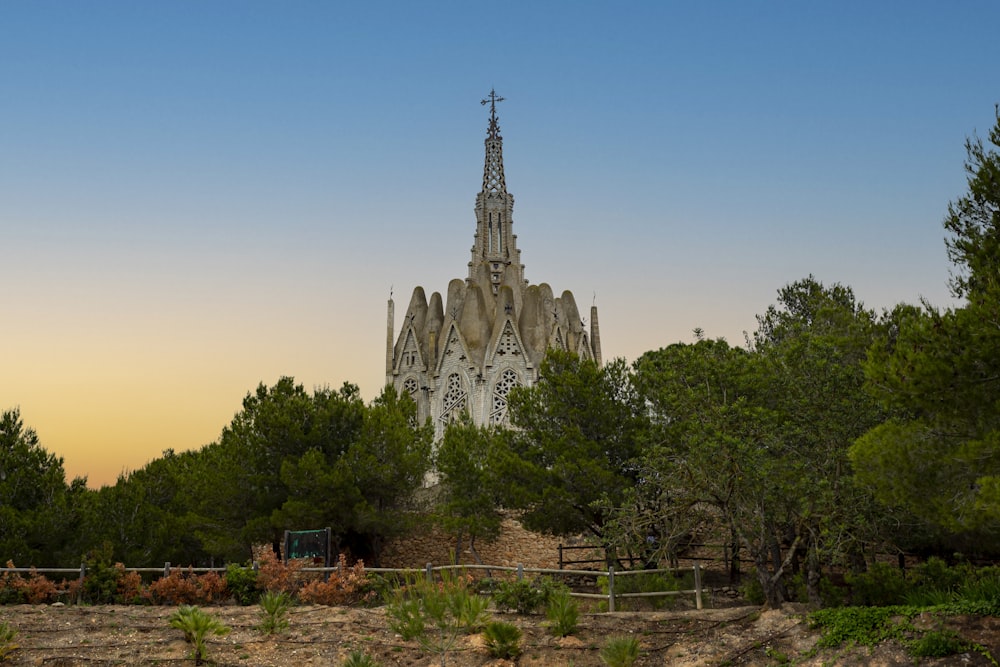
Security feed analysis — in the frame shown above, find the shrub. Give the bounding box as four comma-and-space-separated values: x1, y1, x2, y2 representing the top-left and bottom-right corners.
147, 570, 228, 605
20, 568, 58, 604
386, 585, 425, 640
545, 589, 579, 637
0, 565, 62, 605
910, 628, 969, 658
1, 564, 80, 606
491, 576, 566, 614
256, 550, 306, 596
168, 605, 230, 665
600, 635, 640, 667
808, 606, 910, 649
81, 544, 123, 604
483, 621, 522, 659
385, 572, 486, 664
455, 590, 491, 633
845, 562, 908, 607
297, 554, 372, 606
117, 566, 145, 604
0, 564, 26, 605
959, 567, 1000, 603
225, 562, 260, 605
365, 572, 406, 605
601, 570, 689, 611
258, 591, 292, 635
910, 557, 964, 594
740, 573, 765, 606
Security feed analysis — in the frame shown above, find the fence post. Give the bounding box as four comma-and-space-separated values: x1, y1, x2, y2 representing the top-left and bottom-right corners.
426, 562, 433, 583
693, 562, 703, 610
516, 563, 524, 581
78, 563, 86, 604
163, 562, 171, 578
608, 565, 615, 613
558, 544, 564, 570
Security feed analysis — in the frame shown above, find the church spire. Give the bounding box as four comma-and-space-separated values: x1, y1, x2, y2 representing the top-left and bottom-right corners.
481, 88, 507, 197
471, 89, 523, 295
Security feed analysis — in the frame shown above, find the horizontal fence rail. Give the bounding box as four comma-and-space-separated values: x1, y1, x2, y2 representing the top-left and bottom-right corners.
1, 561, 703, 612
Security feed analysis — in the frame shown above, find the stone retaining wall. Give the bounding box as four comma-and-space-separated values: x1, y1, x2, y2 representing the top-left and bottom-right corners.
380, 514, 595, 571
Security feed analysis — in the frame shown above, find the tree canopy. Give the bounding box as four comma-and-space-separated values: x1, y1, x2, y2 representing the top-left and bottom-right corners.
500, 349, 649, 540
0, 408, 82, 566
852, 108, 1000, 534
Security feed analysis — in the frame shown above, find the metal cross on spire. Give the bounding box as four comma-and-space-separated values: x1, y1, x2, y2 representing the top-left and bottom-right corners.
481, 88, 505, 113
481, 89, 504, 140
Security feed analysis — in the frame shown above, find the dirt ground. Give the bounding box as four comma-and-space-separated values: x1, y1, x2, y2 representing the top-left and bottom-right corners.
2, 601, 1000, 666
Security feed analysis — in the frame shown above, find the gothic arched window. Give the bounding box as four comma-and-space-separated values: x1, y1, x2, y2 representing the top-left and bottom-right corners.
490, 368, 519, 425
440, 373, 468, 423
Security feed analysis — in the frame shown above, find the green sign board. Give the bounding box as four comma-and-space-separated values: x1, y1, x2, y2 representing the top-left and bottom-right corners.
284, 528, 331, 564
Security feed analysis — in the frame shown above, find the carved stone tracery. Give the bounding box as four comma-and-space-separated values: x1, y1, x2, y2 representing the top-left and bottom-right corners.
490, 368, 519, 425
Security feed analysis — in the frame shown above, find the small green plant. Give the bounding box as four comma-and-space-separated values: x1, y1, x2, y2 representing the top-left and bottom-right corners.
910, 557, 964, 594
0, 621, 18, 661
258, 590, 292, 634
168, 605, 231, 665
910, 628, 969, 658
601, 569, 691, 611
225, 562, 260, 605
953, 567, 1000, 615
482, 621, 522, 659
600, 635, 640, 667
545, 589, 579, 637
341, 649, 382, 667
492, 576, 566, 614
386, 572, 485, 665
740, 573, 766, 606
808, 606, 911, 649
81, 542, 124, 604
452, 585, 490, 632
764, 644, 789, 664
386, 580, 425, 640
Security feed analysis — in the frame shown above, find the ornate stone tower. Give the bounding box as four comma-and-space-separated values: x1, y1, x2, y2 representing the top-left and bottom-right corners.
386, 91, 602, 438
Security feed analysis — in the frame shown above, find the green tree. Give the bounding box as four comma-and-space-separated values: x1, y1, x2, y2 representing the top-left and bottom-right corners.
434, 416, 504, 564
276, 385, 432, 564
629, 278, 887, 608
348, 386, 432, 561
80, 449, 207, 566
633, 338, 789, 603
751, 277, 888, 603
192, 378, 366, 561
853, 108, 1000, 532
0, 408, 79, 565
501, 349, 649, 541
197, 380, 431, 565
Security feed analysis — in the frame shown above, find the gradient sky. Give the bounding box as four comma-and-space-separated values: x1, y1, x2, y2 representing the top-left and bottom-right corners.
2, 1, 997, 487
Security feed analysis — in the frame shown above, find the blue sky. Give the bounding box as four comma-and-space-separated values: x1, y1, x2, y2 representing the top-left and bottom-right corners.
1, 1, 997, 485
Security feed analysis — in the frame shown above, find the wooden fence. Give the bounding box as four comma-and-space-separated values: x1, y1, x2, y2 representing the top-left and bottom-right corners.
558, 542, 739, 580
0, 561, 704, 613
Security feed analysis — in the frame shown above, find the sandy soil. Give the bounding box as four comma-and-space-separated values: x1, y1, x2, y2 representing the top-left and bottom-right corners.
2, 601, 999, 666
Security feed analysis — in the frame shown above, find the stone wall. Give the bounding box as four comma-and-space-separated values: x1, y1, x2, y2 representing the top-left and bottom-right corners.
380, 514, 595, 571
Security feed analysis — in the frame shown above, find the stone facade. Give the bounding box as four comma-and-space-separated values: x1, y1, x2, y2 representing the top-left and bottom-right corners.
385, 91, 602, 438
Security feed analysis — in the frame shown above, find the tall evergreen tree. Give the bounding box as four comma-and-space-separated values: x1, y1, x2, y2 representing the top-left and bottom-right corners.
0, 408, 79, 566
852, 108, 1000, 533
